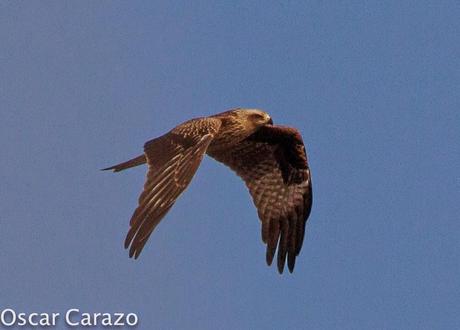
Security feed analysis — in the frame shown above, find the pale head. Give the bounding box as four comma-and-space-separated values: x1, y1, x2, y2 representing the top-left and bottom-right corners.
235, 108, 273, 131
210, 108, 274, 147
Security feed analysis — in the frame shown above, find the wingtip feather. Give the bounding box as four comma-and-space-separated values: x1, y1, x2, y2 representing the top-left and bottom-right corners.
287, 254, 296, 273
101, 166, 117, 172
277, 264, 285, 274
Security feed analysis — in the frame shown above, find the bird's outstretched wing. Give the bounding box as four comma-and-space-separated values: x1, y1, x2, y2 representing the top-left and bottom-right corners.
209, 125, 312, 273
125, 118, 221, 258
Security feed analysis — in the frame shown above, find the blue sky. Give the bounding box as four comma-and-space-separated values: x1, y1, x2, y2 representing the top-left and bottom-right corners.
1, 1, 459, 329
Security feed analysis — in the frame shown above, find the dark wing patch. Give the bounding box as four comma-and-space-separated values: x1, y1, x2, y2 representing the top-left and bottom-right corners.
208, 125, 312, 273
125, 118, 221, 259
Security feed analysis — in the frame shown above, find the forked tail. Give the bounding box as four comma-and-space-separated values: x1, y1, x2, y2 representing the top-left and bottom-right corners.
101, 154, 146, 172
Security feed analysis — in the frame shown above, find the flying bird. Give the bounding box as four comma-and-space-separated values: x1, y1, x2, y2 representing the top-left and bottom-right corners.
103, 108, 312, 273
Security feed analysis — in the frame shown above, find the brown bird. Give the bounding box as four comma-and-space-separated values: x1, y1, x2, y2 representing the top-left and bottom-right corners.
103, 108, 312, 273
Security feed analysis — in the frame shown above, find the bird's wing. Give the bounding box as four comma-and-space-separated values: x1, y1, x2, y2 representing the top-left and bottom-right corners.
125, 117, 221, 258
209, 125, 312, 273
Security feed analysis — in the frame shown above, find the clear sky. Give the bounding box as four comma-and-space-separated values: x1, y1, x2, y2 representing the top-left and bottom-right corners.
1, 1, 459, 329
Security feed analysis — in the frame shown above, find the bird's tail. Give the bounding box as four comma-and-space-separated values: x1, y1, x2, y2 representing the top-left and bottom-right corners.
101, 154, 146, 172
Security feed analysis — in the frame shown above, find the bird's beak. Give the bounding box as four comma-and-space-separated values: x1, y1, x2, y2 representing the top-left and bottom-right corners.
267, 117, 273, 125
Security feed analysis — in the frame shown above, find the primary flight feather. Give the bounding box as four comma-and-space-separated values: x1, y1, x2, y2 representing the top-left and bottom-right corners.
103, 108, 312, 273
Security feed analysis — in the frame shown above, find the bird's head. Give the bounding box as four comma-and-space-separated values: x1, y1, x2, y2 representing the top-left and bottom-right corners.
236, 109, 273, 131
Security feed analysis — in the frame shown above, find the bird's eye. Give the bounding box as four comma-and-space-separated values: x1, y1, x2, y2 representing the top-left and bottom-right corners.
249, 113, 264, 121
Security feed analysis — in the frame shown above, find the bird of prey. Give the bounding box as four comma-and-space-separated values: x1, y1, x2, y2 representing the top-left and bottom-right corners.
103, 108, 312, 273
